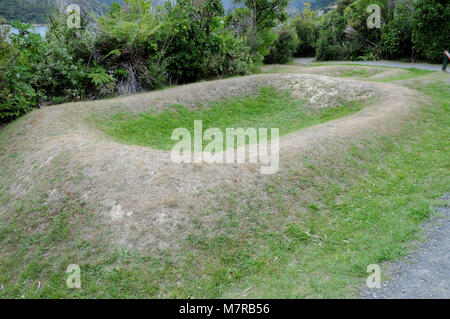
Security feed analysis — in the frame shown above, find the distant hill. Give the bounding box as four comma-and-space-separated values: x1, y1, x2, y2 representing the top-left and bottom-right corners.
0, 0, 336, 24
0, 0, 123, 24
0, 0, 52, 24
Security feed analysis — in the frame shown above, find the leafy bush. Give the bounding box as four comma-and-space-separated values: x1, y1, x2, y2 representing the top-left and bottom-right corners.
412, 0, 450, 63
316, 30, 347, 61
312, 0, 448, 63
0, 22, 45, 122
161, 0, 226, 83
225, 0, 289, 66
1, 0, 447, 124
87, 65, 116, 97
0, 22, 16, 122
380, 2, 414, 60
1, 0, 269, 123
264, 26, 299, 64
292, 4, 320, 57
222, 34, 258, 75
33, 39, 88, 103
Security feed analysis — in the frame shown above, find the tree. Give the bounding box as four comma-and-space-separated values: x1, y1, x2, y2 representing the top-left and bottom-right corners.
227, 0, 289, 63
380, 0, 415, 60
264, 25, 299, 63
292, 3, 320, 57
412, 0, 450, 63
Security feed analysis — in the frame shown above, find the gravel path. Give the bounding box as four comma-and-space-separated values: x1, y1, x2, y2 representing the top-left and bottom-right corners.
360, 199, 450, 298
293, 58, 444, 71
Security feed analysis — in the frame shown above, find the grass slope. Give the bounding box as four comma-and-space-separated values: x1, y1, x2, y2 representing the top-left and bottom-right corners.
0, 68, 448, 298
94, 87, 363, 150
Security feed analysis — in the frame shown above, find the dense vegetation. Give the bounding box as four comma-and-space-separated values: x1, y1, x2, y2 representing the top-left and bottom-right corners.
0, 0, 332, 24
289, 0, 450, 62
0, 0, 51, 24
1, 0, 448, 123
0, 0, 288, 122
0, 0, 123, 24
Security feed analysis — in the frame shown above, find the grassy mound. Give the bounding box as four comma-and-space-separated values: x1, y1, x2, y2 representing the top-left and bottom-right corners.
0, 66, 447, 298
93, 87, 363, 150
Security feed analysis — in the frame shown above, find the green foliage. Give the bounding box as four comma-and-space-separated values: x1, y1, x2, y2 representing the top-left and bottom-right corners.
264, 26, 299, 64
1, 0, 447, 123
161, 0, 228, 83
0, 0, 51, 24
311, 0, 447, 62
87, 65, 115, 96
227, 0, 290, 65
237, 0, 289, 29
380, 1, 414, 60
96, 0, 257, 87
0, 22, 45, 122
412, 0, 450, 63
0, 21, 16, 120
0, 0, 266, 122
316, 29, 346, 60
0, 10, 92, 121
315, 0, 387, 61
292, 4, 320, 57
88, 67, 114, 87
33, 9, 91, 103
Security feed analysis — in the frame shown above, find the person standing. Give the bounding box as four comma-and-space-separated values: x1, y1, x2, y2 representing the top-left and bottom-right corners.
443, 50, 450, 72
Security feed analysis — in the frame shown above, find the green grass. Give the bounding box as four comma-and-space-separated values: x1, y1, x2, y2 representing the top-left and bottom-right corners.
310, 62, 434, 82
376, 68, 433, 82
167, 76, 449, 298
93, 87, 363, 150
338, 69, 376, 78
0, 68, 448, 298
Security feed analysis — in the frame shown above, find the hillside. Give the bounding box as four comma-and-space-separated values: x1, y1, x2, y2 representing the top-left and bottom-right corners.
0, 0, 120, 24
0, 0, 52, 24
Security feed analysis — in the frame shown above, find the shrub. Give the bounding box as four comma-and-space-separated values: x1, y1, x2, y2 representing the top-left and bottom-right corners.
292, 5, 320, 57
412, 0, 450, 63
0, 22, 16, 122
0, 22, 45, 122
33, 39, 88, 103
380, 3, 414, 60
315, 30, 347, 61
0, 69, 39, 122
264, 26, 299, 64
1, 1, 263, 123
225, 0, 289, 66
222, 34, 258, 75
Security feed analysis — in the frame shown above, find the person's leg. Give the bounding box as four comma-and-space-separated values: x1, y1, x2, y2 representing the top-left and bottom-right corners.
443, 54, 448, 71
